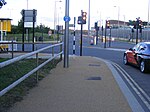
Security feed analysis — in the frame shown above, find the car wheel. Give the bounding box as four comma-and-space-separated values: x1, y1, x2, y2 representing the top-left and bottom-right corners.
140, 60, 147, 73
123, 54, 128, 65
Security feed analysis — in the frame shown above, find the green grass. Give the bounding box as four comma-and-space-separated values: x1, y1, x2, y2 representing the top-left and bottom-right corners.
4, 33, 61, 42
0, 58, 9, 63
0, 58, 61, 112
0, 59, 37, 90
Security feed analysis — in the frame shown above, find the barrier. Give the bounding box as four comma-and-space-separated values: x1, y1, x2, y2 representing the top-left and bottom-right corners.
0, 42, 63, 97
0, 41, 17, 51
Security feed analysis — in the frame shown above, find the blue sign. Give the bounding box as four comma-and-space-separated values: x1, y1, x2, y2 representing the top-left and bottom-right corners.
63, 16, 71, 22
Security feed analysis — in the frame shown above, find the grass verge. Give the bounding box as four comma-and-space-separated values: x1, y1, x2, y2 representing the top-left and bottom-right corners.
0, 58, 61, 112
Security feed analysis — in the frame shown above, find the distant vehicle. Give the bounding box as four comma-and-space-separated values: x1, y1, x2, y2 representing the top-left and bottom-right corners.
123, 42, 150, 73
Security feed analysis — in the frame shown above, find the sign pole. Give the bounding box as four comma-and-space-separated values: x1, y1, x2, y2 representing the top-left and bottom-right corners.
64, 0, 70, 68
73, 17, 76, 55
22, 10, 25, 51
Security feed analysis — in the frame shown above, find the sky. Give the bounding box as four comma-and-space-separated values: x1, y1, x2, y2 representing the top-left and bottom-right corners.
0, 0, 150, 29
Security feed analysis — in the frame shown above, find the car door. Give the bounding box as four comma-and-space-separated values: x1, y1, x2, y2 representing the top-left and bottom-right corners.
127, 44, 140, 65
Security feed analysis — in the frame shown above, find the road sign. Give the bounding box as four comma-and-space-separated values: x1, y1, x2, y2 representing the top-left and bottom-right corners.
63, 16, 70, 22
21, 9, 37, 22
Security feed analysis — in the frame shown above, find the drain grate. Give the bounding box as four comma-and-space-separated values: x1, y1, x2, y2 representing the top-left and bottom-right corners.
87, 76, 101, 80
88, 64, 101, 67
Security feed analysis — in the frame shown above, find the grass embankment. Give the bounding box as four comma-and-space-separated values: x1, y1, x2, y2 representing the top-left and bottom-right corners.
0, 58, 61, 112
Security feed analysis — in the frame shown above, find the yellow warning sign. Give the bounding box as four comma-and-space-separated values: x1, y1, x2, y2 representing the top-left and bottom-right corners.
0, 19, 11, 32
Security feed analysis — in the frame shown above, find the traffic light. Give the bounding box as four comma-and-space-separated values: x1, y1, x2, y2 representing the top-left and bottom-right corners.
106, 20, 110, 28
82, 11, 87, 24
94, 22, 99, 31
94, 22, 98, 29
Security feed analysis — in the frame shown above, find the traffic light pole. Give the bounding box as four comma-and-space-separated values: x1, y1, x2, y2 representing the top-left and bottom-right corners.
104, 27, 107, 48
80, 20, 83, 56
136, 18, 140, 44
109, 28, 111, 47
136, 23, 138, 44
80, 10, 83, 56
78, 10, 87, 56
96, 28, 98, 45
104, 20, 107, 48
101, 26, 104, 42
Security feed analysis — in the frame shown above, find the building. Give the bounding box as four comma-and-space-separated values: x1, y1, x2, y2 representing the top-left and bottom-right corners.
108, 20, 129, 28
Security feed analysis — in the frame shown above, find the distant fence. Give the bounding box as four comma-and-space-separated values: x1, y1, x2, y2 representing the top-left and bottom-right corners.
99, 28, 150, 42
0, 42, 63, 97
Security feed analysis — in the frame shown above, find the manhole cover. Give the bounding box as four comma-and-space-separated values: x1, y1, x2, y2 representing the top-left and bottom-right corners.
87, 76, 101, 80
88, 64, 100, 67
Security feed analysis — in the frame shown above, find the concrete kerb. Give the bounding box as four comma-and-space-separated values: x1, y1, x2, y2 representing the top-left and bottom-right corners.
94, 57, 144, 112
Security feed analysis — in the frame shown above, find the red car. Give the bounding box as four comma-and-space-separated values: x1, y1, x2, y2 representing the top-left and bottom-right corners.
123, 42, 150, 73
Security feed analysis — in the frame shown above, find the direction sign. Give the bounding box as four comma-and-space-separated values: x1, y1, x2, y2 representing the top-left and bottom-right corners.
63, 16, 70, 22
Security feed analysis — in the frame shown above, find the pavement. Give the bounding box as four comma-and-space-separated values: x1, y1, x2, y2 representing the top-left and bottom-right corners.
6, 55, 145, 112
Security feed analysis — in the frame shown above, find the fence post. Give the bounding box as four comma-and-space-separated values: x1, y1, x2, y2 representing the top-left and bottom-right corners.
60, 43, 62, 60
11, 40, 14, 59
52, 43, 54, 57
36, 52, 39, 82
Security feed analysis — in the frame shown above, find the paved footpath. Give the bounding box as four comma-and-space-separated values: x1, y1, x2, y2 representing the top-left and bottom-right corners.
8, 56, 144, 112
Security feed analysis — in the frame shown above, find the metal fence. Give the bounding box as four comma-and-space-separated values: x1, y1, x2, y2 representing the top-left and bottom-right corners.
0, 42, 63, 97
99, 28, 150, 42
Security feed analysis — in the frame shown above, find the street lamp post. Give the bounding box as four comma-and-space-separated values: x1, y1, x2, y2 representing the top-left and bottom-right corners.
148, 0, 150, 26
27, 0, 28, 9
147, 0, 150, 41
88, 0, 90, 41
54, 0, 62, 41
117, 6, 120, 39
114, 5, 120, 39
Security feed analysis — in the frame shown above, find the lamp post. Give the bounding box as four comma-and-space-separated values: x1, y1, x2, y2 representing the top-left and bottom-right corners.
123, 15, 125, 38
114, 5, 120, 39
147, 0, 150, 41
148, 0, 150, 26
88, 0, 90, 41
54, 0, 62, 41
27, 0, 28, 9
